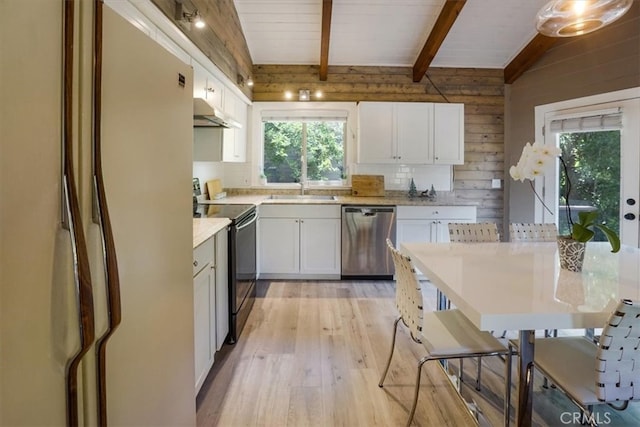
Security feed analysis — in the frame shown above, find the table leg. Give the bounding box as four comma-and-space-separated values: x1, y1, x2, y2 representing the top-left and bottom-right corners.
517, 330, 535, 427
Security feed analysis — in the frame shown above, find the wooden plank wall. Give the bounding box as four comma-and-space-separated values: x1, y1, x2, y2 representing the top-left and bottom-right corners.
252, 65, 505, 227
150, 0, 253, 99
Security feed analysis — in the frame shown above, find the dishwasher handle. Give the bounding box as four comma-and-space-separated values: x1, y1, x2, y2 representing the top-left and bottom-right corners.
343, 206, 396, 216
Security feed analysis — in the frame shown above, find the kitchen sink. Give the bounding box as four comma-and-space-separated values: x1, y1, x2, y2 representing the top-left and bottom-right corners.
269, 194, 337, 201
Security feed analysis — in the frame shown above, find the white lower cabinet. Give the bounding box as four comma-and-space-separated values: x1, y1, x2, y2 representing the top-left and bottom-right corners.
193, 227, 228, 394
396, 206, 477, 246
259, 204, 341, 279
193, 264, 213, 394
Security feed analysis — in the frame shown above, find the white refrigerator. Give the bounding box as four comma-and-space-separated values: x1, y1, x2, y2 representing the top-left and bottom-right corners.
1, 2, 196, 425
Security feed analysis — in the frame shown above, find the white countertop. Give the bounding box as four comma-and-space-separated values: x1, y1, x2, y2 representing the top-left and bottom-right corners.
199, 194, 474, 207
193, 218, 231, 248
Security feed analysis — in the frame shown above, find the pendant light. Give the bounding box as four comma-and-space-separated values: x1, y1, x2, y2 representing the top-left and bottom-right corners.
536, 0, 633, 37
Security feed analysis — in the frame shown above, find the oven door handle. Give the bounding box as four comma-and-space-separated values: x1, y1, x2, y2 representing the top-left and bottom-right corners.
236, 211, 258, 230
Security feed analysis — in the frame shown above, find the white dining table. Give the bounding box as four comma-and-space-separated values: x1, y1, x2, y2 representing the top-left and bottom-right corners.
400, 241, 640, 427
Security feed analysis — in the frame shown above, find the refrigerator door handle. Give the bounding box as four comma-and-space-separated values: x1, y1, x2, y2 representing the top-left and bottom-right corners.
92, 1, 123, 426
62, 3, 96, 425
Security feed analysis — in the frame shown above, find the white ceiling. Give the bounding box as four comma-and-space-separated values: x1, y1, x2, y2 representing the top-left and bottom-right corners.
233, 0, 550, 69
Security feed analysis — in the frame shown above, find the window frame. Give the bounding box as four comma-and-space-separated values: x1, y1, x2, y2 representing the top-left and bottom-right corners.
251, 102, 358, 189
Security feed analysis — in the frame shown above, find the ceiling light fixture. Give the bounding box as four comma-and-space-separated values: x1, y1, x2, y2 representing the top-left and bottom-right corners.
237, 75, 254, 88
284, 91, 293, 100
535, 0, 633, 37
298, 90, 310, 101
174, 0, 205, 30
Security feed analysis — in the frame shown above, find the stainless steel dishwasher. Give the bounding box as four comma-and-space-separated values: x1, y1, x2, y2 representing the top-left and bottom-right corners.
341, 206, 396, 279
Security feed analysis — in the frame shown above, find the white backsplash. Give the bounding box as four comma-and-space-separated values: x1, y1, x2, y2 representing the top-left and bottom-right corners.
193, 161, 226, 194
193, 161, 453, 193
352, 164, 453, 192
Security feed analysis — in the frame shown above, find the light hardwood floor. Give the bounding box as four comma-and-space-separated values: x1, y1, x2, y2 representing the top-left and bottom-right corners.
196, 280, 640, 426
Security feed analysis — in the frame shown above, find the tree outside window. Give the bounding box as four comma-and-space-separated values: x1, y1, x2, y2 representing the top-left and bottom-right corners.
263, 120, 345, 184
558, 130, 620, 239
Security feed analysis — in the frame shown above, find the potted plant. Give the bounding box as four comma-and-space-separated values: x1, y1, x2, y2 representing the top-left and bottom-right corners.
557, 210, 620, 272
510, 141, 620, 272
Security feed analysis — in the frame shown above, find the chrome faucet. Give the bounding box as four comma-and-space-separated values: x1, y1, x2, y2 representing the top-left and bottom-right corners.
300, 181, 305, 195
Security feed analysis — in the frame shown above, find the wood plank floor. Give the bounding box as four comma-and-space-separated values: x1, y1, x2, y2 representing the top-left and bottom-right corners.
196, 280, 640, 426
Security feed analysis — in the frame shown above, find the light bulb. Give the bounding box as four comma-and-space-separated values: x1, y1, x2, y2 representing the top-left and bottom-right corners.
194, 16, 205, 29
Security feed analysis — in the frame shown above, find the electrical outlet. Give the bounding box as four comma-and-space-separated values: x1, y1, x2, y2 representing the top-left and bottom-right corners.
491, 179, 501, 189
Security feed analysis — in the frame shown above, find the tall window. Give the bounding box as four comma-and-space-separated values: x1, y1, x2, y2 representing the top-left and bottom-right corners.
263, 119, 346, 185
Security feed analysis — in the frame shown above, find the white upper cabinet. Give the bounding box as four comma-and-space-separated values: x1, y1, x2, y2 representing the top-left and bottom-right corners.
396, 102, 433, 163
192, 64, 247, 163
192, 60, 224, 111
221, 91, 247, 162
358, 102, 464, 165
433, 103, 465, 165
357, 102, 395, 163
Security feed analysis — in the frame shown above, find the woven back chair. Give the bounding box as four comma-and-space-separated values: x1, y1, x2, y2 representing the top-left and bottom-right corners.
379, 239, 511, 427
448, 222, 500, 243
387, 239, 423, 342
509, 223, 557, 242
534, 299, 640, 425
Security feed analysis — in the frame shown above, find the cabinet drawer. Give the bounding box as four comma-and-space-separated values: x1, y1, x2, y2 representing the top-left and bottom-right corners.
259, 204, 340, 219
193, 236, 215, 276
396, 205, 476, 220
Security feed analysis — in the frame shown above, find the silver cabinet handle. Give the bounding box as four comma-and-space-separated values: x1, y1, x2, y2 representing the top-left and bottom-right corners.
194, 260, 199, 267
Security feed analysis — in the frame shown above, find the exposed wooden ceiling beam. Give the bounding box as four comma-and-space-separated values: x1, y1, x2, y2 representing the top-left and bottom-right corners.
504, 33, 558, 84
412, 0, 466, 83
319, 0, 333, 81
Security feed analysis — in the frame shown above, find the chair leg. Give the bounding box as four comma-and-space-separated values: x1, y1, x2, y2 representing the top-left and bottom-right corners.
407, 356, 429, 427
476, 356, 482, 391
504, 348, 512, 427
379, 316, 402, 387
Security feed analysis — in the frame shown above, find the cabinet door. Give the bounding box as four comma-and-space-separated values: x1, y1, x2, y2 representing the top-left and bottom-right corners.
358, 102, 395, 164
192, 61, 208, 100
433, 103, 464, 164
192, 61, 223, 110
215, 230, 229, 350
396, 220, 434, 246
396, 103, 433, 164
193, 265, 212, 393
299, 218, 341, 274
234, 102, 248, 161
259, 218, 300, 274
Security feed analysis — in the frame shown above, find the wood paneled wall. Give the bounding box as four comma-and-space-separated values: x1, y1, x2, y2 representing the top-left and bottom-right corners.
253, 65, 505, 227
150, 0, 253, 99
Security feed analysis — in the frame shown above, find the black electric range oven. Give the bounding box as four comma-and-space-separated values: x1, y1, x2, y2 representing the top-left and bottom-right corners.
194, 203, 257, 343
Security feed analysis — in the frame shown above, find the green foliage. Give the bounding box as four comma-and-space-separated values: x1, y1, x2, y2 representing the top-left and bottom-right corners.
571, 210, 620, 253
263, 121, 344, 183
558, 131, 620, 239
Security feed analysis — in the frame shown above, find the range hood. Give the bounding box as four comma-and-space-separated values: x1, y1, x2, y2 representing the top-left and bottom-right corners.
193, 98, 241, 128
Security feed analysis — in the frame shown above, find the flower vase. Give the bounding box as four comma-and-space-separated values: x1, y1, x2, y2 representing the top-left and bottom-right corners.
557, 236, 586, 272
